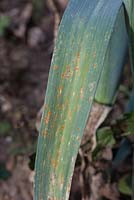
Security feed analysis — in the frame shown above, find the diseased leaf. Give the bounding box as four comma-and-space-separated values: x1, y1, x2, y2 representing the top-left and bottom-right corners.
34, 1, 129, 199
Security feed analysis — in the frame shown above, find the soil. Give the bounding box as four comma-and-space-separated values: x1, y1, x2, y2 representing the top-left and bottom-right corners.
0, 0, 54, 199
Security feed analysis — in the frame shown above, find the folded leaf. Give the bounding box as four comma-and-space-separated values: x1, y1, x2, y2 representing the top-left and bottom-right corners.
123, 0, 134, 78
95, 6, 128, 105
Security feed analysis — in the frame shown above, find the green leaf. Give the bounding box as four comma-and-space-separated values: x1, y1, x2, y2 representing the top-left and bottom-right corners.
123, 0, 134, 79
34, 1, 127, 199
118, 174, 132, 196
112, 139, 131, 169
95, 6, 128, 105
126, 91, 134, 113
0, 163, 11, 180
92, 143, 102, 161
0, 15, 10, 36
92, 127, 115, 160
0, 121, 11, 136
97, 127, 116, 147
116, 112, 134, 136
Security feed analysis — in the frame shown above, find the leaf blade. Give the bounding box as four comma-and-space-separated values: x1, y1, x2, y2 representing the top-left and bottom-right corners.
34, 1, 125, 199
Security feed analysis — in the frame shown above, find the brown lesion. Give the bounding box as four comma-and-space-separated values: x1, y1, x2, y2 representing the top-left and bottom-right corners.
74, 53, 80, 73
60, 124, 65, 131
68, 110, 72, 121
44, 111, 52, 124
74, 66, 80, 72
61, 65, 73, 79
42, 130, 48, 137
76, 53, 80, 61
80, 87, 84, 99
51, 159, 58, 169
57, 85, 63, 97
51, 148, 61, 169
93, 63, 97, 68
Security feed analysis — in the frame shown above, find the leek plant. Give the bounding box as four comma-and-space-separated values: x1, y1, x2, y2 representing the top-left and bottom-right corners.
34, 0, 134, 199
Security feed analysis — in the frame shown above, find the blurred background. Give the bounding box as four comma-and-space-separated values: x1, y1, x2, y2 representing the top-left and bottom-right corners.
0, 0, 133, 200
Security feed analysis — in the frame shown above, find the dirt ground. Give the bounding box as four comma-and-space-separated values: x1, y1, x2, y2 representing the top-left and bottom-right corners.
0, 0, 55, 199
0, 0, 133, 200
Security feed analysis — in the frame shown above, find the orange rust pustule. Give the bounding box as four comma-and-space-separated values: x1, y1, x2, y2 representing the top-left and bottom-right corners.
51, 148, 60, 169
76, 53, 80, 60
80, 87, 84, 99
74, 66, 80, 72
44, 111, 52, 124
93, 63, 97, 68
60, 125, 65, 131
61, 65, 73, 79
75, 53, 80, 69
51, 159, 58, 169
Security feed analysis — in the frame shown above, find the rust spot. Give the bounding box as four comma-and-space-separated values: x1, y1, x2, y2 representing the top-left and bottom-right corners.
52, 66, 59, 70
42, 130, 48, 137
44, 111, 51, 124
60, 125, 65, 131
80, 88, 84, 99
75, 66, 80, 72
59, 173, 64, 183
59, 174, 64, 190
77, 128, 80, 131
51, 149, 60, 169
93, 63, 97, 68
61, 65, 73, 79
74, 53, 80, 72
51, 159, 58, 169
76, 53, 80, 60
68, 110, 72, 121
